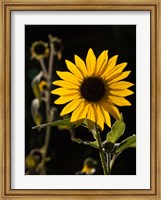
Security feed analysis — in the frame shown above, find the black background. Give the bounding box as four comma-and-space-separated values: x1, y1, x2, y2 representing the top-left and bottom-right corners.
25, 25, 136, 175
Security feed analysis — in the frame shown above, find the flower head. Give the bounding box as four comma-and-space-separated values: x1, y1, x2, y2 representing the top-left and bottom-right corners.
52, 48, 134, 131
39, 80, 48, 92
30, 41, 49, 60
48, 34, 63, 60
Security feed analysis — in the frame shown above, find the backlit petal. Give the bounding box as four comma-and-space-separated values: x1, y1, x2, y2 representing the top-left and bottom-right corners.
65, 60, 83, 80
71, 101, 89, 122
56, 71, 80, 85
109, 89, 134, 97
53, 80, 79, 89
87, 103, 96, 123
101, 100, 121, 120
51, 88, 78, 96
108, 71, 131, 84
54, 94, 80, 104
109, 81, 134, 90
60, 99, 82, 116
108, 95, 131, 106
102, 107, 111, 128
99, 55, 118, 77
86, 48, 96, 75
96, 50, 108, 75
96, 105, 105, 131
105, 62, 127, 79
74, 55, 88, 76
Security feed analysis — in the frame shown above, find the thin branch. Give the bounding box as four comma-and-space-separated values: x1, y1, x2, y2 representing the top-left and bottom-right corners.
48, 35, 55, 82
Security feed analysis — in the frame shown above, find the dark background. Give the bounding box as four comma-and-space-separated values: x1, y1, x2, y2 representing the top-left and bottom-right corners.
25, 25, 136, 175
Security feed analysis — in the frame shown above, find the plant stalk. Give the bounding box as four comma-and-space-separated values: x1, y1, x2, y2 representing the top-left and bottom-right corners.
110, 153, 120, 171
38, 37, 55, 174
106, 153, 111, 174
94, 124, 108, 175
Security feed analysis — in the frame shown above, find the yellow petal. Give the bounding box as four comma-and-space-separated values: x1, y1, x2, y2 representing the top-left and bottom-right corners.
105, 62, 127, 79
52, 80, 79, 89
74, 55, 88, 76
86, 48, 96, 75
108, 95, 131, 106
70, 101, 84, 122
102, 108, 111, 128
54, 94, 80, 104
65, 60, 83, 80
96, 105, 104, 131
96, 50, 108, 75
99, 55, 118, 77
109, 89, 134, 97
71, 101, 89, 122
108, 71, 131, 84
104, 72, 121, 82
56, 71, 80, 85
101, 100, 121, 120
60, 99, 82, 116
51, 88, 78, 96
87, 103, 96, 123
107, 55, 118, 71
109, 81, 134, 90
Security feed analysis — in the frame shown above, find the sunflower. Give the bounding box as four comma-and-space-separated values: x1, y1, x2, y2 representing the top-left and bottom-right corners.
51, 48, 134, 131
30, 41, 49, 60
48, 34, 63, 60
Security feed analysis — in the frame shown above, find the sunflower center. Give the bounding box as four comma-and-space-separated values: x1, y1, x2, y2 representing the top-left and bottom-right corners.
80, 77, 106, 102
34, 44, 45, 55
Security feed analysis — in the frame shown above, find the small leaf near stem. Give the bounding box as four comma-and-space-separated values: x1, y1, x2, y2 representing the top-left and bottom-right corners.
106, 115, 125, 144
94, 124, 108, 175
71, 137, 99, 149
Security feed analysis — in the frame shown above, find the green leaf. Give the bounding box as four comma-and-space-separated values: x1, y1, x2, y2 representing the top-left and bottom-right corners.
71, 138, 98, 149
83, 141, 98, 149
71, 138, 84, 144
32, 118, 74, 129
116, 135, 136, 153
106, 115, 125, 143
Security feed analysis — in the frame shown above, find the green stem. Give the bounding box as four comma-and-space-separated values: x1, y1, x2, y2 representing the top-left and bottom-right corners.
110, 153, 120, 171
106, 153, 111, 174
94, 124, 108, 175
48, 35, 55, 82
39, 37, 55, 174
